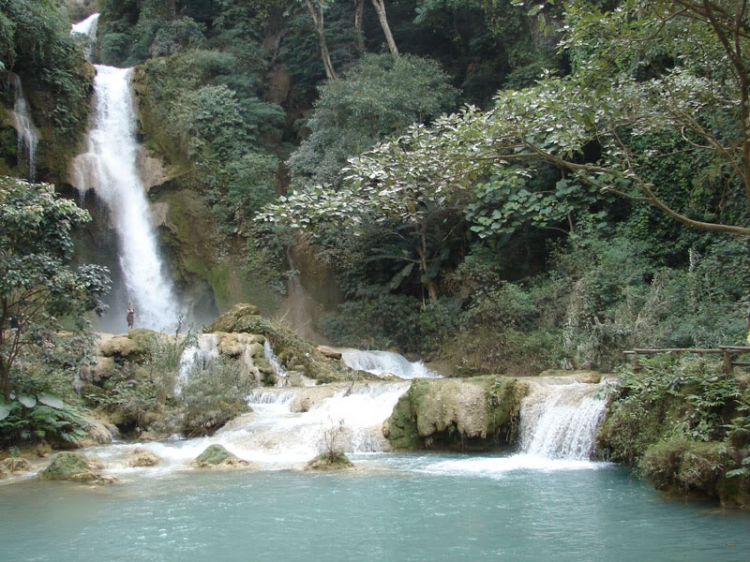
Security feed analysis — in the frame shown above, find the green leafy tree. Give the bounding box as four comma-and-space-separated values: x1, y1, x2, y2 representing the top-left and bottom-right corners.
462, 0, 750, 235
0, 177, 110, 400
325, 0, 750, 237
262, 121, 474, 301
288, 53, 459, 187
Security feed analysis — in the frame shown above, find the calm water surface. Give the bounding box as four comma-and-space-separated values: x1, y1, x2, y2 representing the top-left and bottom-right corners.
1, 453, 748, 562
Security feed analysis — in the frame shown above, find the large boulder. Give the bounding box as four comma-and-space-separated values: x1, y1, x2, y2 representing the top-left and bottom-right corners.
190, 444, 251, 469
384, 376, 525, 451
40, 452, 118, 484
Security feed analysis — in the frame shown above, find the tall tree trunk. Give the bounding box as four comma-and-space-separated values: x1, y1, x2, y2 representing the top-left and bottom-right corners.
369, 0, 399, 57
418, 228, 438, 301
0, 356, 9, 401
305, 0, 339, 80
354, 0, 365, 54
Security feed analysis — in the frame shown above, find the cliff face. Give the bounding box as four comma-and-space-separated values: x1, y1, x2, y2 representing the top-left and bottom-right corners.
0, 62, 95, 183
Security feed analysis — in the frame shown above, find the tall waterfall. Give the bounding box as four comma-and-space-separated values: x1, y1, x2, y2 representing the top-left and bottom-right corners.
340, 349, 440, 379
8, 74, 38, 181
519, 381, 607, 460
72, 65, 180, 331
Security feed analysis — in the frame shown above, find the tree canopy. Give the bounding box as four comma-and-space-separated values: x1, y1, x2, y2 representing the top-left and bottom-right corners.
0, 177, 110, 400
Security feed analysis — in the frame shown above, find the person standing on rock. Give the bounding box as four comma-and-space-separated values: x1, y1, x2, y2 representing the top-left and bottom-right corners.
126, 302, 135, 331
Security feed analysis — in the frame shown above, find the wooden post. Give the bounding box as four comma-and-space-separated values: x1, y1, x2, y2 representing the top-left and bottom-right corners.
723, 350, 734, 374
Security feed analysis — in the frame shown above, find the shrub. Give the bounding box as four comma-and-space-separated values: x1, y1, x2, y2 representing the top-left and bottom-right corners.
178, 356, 253, 437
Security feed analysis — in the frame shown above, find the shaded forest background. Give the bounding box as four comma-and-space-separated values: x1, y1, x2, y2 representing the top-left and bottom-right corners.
2, 0, 749, 377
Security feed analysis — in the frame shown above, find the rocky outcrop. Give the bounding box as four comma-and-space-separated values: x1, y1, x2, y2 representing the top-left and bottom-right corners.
99, 329, 158, 360
207, 304, 355, 383
0, 457, 32, 477
305, 451, 354, 471
77, 417, 116, 447
384, 376, 525, 451
40, 452, 118, 484
191, 444, 251, 469
289, 386, 338, 413
129, 448, 161, 467
80, 356, 115, 383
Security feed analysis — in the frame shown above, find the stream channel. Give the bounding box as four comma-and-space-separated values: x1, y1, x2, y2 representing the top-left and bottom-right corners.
2, 379, 750, 562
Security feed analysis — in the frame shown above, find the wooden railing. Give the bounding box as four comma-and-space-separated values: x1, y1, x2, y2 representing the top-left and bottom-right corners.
623, 346, 750, 373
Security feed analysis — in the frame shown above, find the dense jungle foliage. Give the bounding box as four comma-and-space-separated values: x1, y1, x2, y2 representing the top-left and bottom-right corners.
2, 0, 750, 452
2, 0, 750, 506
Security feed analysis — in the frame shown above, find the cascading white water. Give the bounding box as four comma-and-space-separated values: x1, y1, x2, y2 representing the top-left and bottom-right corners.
519, 382, 607, 460
264, 340, 288, 386
8, 74, 38, 181
421, 380, 610, 478
71, 64, 180, 331
86, 382, 410, 472
176, 335, 220, 395
341, 349, 440, 379
71, 12, 100, 59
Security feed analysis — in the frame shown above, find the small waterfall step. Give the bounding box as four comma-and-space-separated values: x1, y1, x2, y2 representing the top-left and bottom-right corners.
340, 349, 440, 379
519, 380, 608, 461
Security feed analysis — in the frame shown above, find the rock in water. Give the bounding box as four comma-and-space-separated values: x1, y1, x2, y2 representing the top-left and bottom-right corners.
191, 444, 250, 469
130, 448, 161, 467
0, 457, 32, 474
40, 452, 118, 484
305, 451, 354, 471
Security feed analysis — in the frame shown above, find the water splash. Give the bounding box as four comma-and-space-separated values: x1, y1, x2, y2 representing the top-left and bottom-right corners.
71, 65, 180, 331
8, 74, 38, 181
84, 382, 410, 472
341, 349, 440, 379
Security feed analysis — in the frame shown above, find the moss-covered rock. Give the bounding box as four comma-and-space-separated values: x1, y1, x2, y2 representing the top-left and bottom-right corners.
40, 452, 117, 484
190, 444, 250, 469
0, 457, 32, 474
209, 304, 261, 331
639, 441, 739, 502
598, 358, 750, 507
77, 417, 115, 447
99, 330, 157, 359
305, 451, 354, 471
80, 356, 115, 383
384, 376, 523, 451
207, 305, 356, 383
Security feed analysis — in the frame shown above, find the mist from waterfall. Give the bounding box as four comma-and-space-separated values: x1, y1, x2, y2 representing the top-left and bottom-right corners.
8, 74, 38, 181
71, 64, 180, 331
